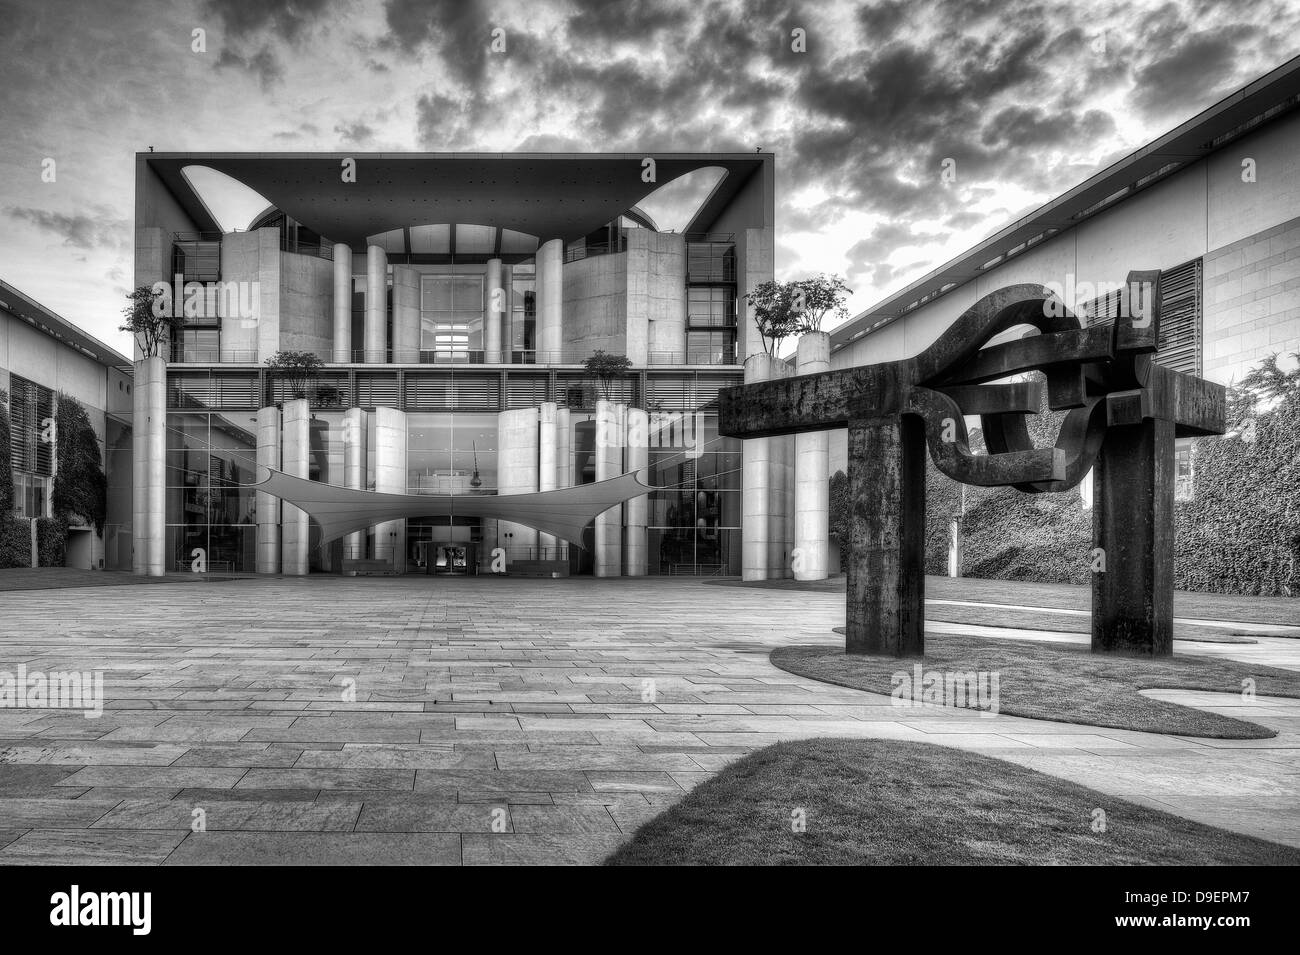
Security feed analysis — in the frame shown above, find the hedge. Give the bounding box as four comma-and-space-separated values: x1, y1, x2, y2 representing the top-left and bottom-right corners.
36, 515, 68, 567
0, 516, 30, 569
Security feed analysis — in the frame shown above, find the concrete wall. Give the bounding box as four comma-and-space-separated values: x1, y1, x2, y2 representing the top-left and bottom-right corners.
220, 229, 281, 362
634, 229, 686, 365
563, 251, 628, 358
561, 229, 688, 366
1203, 214, 1300, 385
279, 250, 333, 358
0, 309, 110, 413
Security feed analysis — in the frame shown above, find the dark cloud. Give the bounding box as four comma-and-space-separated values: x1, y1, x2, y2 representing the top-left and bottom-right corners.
273, 121, 321, 140
214, 46, 283, 89
5, 206, 129, 251
1130, 29, 1250, 120
201, 0, 332, 42
334, 120, 375, 145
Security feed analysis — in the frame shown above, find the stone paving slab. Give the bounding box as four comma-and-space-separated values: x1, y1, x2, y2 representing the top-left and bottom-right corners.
0, 574, 1298, 864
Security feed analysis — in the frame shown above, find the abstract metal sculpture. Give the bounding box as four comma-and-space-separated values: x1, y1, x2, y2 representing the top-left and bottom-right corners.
252, 466, 654, 548
719, 272, 1227, 658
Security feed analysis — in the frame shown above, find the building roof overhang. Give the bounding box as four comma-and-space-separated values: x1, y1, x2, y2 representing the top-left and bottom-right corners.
139, 152, 770, 247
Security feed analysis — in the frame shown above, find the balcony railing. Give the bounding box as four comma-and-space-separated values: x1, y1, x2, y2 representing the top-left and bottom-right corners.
168, 346, 740, 367
563, 238, 626, 263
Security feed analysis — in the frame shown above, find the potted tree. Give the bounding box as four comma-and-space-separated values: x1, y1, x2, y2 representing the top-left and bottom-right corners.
265, 350, 324, 403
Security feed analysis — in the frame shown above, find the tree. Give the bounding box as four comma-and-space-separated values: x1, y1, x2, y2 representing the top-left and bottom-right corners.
791, 274, 852, 334
120, 286, 183, 359
583, 350, 633, 400
265, 350, 324, 400
745, 280, 801, 356
51, 393, 107, 535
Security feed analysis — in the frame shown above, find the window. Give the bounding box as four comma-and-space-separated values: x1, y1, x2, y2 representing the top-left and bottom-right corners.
1081, 259, 1201, 376
421, 273, 485, 362
172, 327, 220, 362
8, 375, 54, 478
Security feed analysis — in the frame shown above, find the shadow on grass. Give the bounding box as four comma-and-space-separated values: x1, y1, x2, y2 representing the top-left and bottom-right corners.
606, 738, 1300, 865
771, 636, 1300, 738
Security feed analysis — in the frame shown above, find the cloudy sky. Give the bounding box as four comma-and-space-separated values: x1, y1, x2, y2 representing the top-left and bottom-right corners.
1, 0, 1297, 355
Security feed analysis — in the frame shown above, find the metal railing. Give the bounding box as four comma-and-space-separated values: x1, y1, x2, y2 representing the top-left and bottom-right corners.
564, 239, 626, 263
169, 346, 741, 368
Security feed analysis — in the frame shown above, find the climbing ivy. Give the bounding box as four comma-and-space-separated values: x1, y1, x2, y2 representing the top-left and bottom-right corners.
51, 393, 107, 534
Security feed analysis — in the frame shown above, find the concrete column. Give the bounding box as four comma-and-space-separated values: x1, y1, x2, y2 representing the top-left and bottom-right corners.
131, 357, 166, 576
497, 407, 539, 561
485, 257, 503, 364
365, 244, 387, 363
280, 398, 310, 576
536, 239, 563, 361
332, 243, 353, 362
555, 407, 572, 489
537, 401, 557, 555
144, 356, 166, 576
742, 352, 793, 580
625, 406, 649, 576
131, 358, 149, 574
373, 406, 407, 572
392, 266, 420, 363
343, 408, 367, 565
255, 405, 281, 574
594, 399, 624, 577
794, 331, 830, 580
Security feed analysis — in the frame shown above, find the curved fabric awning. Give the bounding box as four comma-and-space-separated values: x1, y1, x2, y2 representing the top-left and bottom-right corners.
251, 467, 655, 549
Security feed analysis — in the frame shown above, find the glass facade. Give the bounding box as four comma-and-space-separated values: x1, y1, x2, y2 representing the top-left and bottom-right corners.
421, 272, 485, 361
165, 410, 259, 572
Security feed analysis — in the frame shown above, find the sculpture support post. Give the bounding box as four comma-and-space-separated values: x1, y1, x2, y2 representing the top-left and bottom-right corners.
847, 417, 926, 656
1091, 417, 1175, 656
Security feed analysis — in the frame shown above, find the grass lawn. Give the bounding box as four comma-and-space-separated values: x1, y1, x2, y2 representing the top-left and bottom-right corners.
606, 738, 1300, 865
771, 636, 1300, 738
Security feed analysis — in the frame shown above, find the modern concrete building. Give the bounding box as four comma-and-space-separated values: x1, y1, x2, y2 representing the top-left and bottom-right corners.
828, 56, 1300, 507
0, 280, 134, 569
132, 152, 782, 577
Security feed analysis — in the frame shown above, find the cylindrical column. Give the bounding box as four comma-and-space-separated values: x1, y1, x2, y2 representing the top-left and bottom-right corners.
625, 406, 648, 576
594, 399, 624, 577
343, 407, 367, 567
365, 244, 388, 363
537, 401, 557, 555
280, 398, 310, 576
332, 243, 353, 362
555, 407, 572, 489
131, 358, 150, 574
373, 406, 407, 573
255, 405, 281, 574
794, 331, 830, 580
144, 356, 166, 577
742, 353, 774, 581
536, 239, 563, 361
485, 257, 503, 364
392, 266, 420, 363
497, 407, 539, 563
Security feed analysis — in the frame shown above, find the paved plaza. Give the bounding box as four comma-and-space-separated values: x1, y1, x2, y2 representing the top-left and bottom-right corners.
0, 574, 1298, 865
